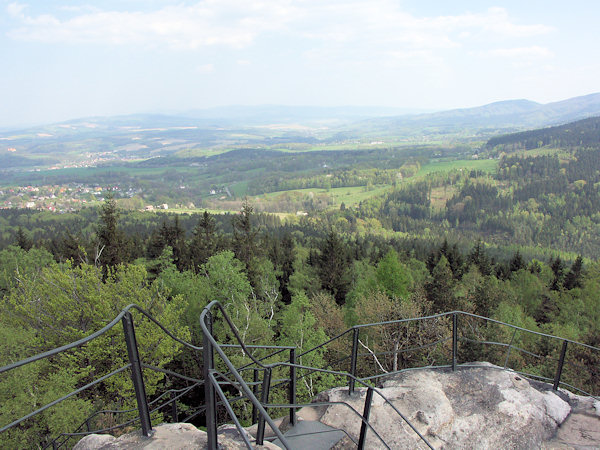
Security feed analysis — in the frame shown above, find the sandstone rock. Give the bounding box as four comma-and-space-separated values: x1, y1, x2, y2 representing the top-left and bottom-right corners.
315, 363, 574, 449
73, 422, 279, 449
73, 423, 206, 450
73, 365, 598, 449
73, 433, 118, 450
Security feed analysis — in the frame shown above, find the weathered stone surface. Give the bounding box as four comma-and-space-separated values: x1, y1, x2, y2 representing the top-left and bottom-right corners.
73, 422, 279, 449
73, 364, 598, 449
73, 423, 206, 449
315, 363, 574, 449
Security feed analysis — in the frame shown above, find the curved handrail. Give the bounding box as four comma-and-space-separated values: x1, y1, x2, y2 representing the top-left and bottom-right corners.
45, 383, 201, 449
0, 304, 200, 376
201, 300, 276, 369
212, 370, 389, 449
198, 300, 299, 448
200, 300, 434, 449
2, 304, 599, 449
0, 303, 205, 446
0, 365, 131, 434
297, 310, 600, 365
455, 311, 600, 351
270, 361, 434, 449
199, 300, 291, 448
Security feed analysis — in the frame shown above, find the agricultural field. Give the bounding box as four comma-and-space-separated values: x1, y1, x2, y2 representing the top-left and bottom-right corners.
416, 158, 498, 177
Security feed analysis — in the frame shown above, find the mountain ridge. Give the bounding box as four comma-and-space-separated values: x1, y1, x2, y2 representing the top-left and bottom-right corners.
1, 93, 599, 133
357, 92, 600, 134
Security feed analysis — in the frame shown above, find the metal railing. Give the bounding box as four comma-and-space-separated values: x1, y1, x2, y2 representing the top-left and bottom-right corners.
1, 306, 599, 449
0, 304, 211, 448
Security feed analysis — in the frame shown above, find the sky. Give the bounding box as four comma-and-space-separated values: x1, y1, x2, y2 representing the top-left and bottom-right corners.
1, 0, 599, 127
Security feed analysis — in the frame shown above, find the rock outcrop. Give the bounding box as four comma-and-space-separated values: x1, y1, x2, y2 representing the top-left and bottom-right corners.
73, 423, 279, 450
313, 362, 580, 449
74, 363, 600, 449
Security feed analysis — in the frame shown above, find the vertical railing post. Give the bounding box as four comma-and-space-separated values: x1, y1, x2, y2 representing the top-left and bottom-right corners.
251, 368, 259, 424
553, 340, 568, 391
122, 311, 152, 437
503, 328, 518, 369
349, 327, 360, 394
289, 348, 297, 426
358, 387, 374, 450
452, 313, 458, 371
202, 311, 218, 449
256, 368, 272, 446
171, 391, 178, 423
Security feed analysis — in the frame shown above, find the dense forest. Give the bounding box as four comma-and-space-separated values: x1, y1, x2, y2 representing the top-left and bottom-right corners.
2, 116, 600, 446
1, 194, 599, 446
486, 116, 600, 151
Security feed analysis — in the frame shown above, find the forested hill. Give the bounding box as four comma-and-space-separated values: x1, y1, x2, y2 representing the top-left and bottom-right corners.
486, 116, 600, 150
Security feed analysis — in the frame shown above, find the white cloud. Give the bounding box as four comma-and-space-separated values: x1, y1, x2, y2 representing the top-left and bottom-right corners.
4, 2, 554, 61
6, 2, 26, 17
6, 1, 299, 49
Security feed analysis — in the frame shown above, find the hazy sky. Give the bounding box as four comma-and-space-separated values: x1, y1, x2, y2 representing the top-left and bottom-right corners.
1, 0, 599, 126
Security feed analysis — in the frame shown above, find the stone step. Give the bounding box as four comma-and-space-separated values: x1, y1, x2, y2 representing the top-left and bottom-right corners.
271, 420, 346, 450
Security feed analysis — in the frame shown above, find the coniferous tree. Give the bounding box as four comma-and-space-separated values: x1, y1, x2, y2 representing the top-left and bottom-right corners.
15, 227, 32, 251
535, 295, 558, 324
426, 250, 439, 274
495, 263, 511, 281
57, 231, 83, 264
232, 199, 260, 278
147, 228, 166, 259
563, 256, 584, 290
446, 243, 464, 280
279, 233, 296, 304
97, 194, 124, 272
315, 230, 351, 305
550, 257, 565, 291
267, 232, 296, 304
189, 211, 218, 272
467, 240, 492, 276
509, 250, 525, 274
166, 215, 187, 271
425, 256, 456, 312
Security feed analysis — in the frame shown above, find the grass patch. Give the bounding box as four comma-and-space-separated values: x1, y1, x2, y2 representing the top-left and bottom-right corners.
259, 184, 393, 208
429, 185, 457, 210
230, 181, 249, 197
510, 147, 574, 160
417, 158, 497, 176
174, 147, 231, 158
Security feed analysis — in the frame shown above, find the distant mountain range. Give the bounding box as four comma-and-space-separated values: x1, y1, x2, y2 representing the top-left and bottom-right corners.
1, 93, 600, 168
356, 93, 600, 136
2, 92, 600, 136
180, 105, 430, 124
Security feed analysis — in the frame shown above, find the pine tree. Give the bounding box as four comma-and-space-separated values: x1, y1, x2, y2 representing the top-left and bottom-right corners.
467, 240, 492, 276
315, 230, 351, 305
509, 250, 525, 274
268, 233, 296, 304
425, 256, 456, 312
550, 257, 565, 291
563, 256, 584, 290
96, 194, 124, 272
232, 199, 260, 279
168, 215, 187, 271
189, 211, 218, 272
58, 231, 83, 264
146, 228, 166, 259
15, 227, 32, 251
